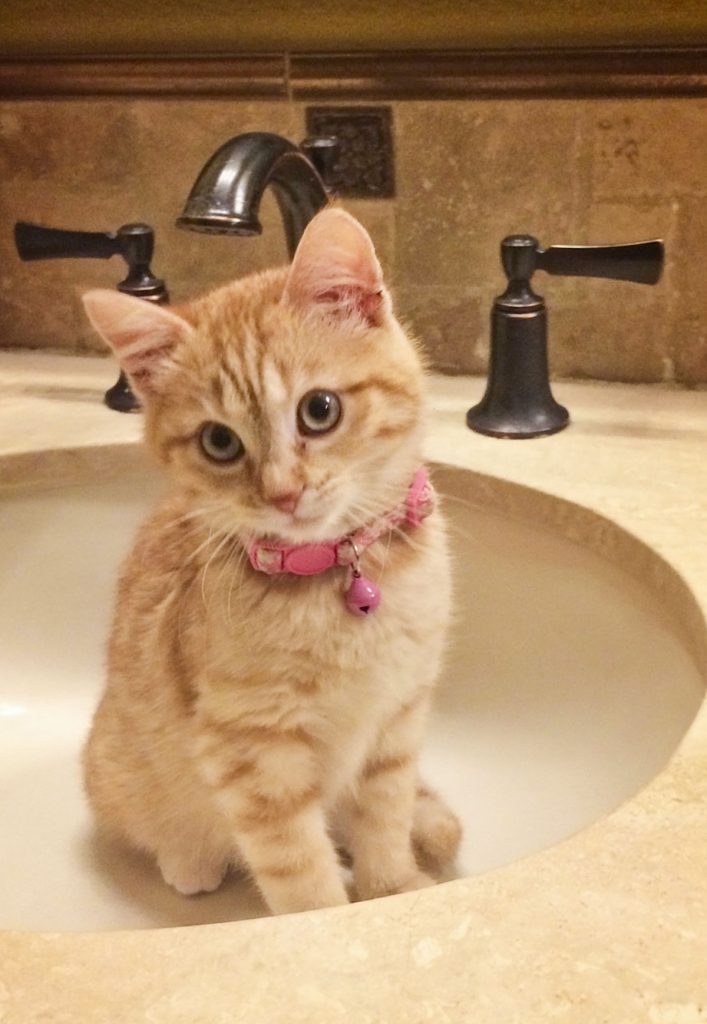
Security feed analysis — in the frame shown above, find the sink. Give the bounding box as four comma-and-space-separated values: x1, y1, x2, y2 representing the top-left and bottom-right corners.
0, 465, 702, 932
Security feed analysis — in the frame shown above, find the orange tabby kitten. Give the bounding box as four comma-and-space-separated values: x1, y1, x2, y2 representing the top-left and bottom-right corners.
82, 207, 460, 915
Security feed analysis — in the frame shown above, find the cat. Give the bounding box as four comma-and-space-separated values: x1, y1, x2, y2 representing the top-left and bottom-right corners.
81, 206, 460, 916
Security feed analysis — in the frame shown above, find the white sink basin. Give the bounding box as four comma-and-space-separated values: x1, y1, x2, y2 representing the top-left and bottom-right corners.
0, 466, 702, 931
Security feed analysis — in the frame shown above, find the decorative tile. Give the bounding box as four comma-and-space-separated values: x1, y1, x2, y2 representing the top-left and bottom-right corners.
305, 106, 395, 198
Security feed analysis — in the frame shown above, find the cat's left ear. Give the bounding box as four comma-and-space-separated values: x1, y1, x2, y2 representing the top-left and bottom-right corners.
283, 208, 391, 328
82, 289, 194, 399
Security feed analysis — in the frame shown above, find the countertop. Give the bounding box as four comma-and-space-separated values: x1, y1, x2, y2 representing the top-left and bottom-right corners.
2, 350, 707, 1023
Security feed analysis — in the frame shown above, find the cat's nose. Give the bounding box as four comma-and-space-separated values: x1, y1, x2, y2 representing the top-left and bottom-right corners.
269, 491, 301, 514
260, 462, 303, 513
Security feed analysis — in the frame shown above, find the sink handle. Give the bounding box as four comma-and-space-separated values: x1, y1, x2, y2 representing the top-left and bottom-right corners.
467, 232, 666, 440
15, 221, 165, 296
500, 234, 664, 288
14, 221, 168, 413
537, 239, 664, 285
15, 222, 121, 262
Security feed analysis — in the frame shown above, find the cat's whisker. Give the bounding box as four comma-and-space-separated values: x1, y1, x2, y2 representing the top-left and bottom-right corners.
214, 534, 245, 612
226, 545, 249, 624
184, 531, 210, 562
161, 507, 222, 556
389, 524, 427, 554
187, 527, 222, 567
213, 530, 239, 582
377, 523, 394, 581
435, 495, 505, 554
200, 529, 235, 606
162, 504, 218, 534
197, 528, 217, 604
437, 491, 486, 514
443, 518, 491, 550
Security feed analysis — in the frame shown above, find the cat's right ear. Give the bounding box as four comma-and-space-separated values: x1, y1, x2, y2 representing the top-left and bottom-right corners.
82, 290, 194, 399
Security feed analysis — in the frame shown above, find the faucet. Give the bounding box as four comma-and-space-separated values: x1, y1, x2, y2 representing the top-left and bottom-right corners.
14, 221, 168, 412
14, 133, 335, 413
176, 132, 336, 259
466, 235, 665, 439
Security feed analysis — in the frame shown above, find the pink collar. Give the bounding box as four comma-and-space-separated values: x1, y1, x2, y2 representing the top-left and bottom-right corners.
248, 467, 434, 578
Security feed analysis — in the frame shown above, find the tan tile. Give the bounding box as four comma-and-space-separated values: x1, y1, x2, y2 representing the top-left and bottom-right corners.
393, 99, 592, 293
0, 99, 141, 189
0, 257, 98, 353
589, 97, 707, 202
396, 285, 485, 374
550, 292, 672, 383
672, 196, 707, 384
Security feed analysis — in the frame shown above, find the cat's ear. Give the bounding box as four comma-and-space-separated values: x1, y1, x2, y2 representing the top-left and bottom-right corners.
82, 289, 194, 399
283, 208, 391, 328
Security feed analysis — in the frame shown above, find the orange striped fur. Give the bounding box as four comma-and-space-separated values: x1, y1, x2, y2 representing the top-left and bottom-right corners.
81, 209, 459, 915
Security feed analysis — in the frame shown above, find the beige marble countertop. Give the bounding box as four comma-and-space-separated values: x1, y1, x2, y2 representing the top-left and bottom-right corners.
2, 350, 707, 1023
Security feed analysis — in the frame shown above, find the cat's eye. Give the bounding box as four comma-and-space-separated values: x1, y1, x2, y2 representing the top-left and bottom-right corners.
198, 422, 245, 463
297, 390, 342, 436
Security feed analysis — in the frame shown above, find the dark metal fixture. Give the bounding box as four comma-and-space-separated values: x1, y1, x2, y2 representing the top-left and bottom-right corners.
14, 221, 168, 412
466, 235, 665, 439
13, 134, 332, 413
176, 131, 335, 259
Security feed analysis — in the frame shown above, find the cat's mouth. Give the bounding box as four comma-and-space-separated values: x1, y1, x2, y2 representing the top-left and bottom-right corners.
271, 510, 330, 539
258, 503, 345, 544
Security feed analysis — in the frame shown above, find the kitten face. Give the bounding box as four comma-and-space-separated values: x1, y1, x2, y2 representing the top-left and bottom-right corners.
83, 208, 427, 543
148, 275, 425, 542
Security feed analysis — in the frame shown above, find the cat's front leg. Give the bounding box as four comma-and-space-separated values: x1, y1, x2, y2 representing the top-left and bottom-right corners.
345, 689, 435, 900
195, 717, 348, 915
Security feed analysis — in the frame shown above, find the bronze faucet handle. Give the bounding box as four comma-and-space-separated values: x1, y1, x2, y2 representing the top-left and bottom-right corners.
467, 233, 666, 440
536, 239, 664, 285
15, 221, 121, 262
15, 221, 167, 296
14, 220, 169, 414
499, 234, 664, 288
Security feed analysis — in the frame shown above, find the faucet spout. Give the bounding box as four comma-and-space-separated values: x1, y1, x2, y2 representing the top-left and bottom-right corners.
176, 132, 329, 259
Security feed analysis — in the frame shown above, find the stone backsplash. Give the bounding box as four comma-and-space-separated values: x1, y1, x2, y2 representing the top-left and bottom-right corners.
1, 94, 705, 382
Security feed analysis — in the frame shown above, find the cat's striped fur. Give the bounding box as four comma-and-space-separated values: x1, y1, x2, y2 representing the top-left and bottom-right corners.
81, 208, 459, 915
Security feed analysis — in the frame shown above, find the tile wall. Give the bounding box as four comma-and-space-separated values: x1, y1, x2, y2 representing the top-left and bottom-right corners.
1, 95, 705, 382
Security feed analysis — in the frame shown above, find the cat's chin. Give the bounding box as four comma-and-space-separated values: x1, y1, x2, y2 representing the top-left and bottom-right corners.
260, 515, 339, 544
247, 505, 349, 544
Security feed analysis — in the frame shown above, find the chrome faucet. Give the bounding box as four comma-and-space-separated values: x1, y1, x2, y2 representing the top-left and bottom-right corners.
176, 132, 336, 259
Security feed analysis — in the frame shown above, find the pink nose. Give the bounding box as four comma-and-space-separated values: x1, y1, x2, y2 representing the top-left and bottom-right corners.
270, 491, 301, 514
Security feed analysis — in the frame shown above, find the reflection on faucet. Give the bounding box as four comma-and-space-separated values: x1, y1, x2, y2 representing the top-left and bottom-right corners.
176, 132, 334, 258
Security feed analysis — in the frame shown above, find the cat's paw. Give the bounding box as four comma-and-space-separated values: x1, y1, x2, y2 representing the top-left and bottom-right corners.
263, 879, 350, 915
392, 869, 436, 894
412, 785, 463, 873
158, 853, 227, 896
356, 868, 436, 901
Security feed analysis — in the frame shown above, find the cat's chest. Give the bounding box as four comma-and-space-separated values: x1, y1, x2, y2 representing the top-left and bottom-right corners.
193, 526, 449, 778
207, 544, 445, 678
217, 561, 438, 663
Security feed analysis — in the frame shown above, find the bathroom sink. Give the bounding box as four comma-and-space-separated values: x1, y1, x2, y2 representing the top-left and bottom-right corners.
0, 466, 702, 932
